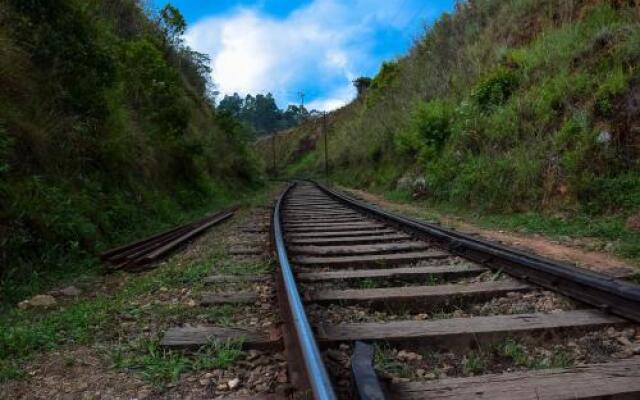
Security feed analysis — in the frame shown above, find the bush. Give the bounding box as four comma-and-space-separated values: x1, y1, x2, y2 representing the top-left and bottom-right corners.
0, 0, 262, 305
471, 67, 519, 112
394, 99, 453, 158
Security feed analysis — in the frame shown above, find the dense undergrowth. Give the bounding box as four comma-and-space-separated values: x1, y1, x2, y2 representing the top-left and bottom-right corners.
271, 0, 640, 258
0, 0, 263, 305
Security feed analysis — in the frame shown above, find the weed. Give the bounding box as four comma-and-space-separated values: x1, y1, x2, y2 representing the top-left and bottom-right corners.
549, 348, 575, 369
373, 343, 414, 378
111, 335, 243, 387
0, 359, 24, 383
358, 279, 378, 289
472, 67, 519, 112
424, 274, 440, 286
462, 351, 487, 375
501, 339, 531, 367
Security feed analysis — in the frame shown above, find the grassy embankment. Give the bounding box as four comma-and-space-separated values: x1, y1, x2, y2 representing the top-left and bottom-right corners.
268, 0, 640, 264
0, 0, 264, 306
0, 188, 276, 385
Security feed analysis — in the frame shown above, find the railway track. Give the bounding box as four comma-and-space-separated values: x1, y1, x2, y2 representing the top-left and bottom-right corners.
159, 182, 640, 399
274, 182, 640, 399
101, 209, 235, 271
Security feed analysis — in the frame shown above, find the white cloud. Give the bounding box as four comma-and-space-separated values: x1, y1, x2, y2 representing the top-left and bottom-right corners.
184, 0, 432, 111
306, 84, 354, 111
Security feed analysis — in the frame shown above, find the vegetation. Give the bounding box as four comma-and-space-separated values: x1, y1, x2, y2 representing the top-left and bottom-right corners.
0, 204, 273, 384
217, 92, 310, 135
272, 0, 640, 261
0, 0, 263, 305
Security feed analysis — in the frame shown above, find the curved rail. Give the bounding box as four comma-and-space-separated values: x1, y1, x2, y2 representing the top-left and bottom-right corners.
273, 182, 337, 400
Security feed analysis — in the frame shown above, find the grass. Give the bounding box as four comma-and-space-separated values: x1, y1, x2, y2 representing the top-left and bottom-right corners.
1, 183, 276, 311
270, 1, 640, 266
1, 0, 265, 311
112, 337, 243, 387
373, 343, 415, 379
369, 187, 640, 266
0, 186, 277, 385
499, 339, 575, 370
462, 351, 487, 375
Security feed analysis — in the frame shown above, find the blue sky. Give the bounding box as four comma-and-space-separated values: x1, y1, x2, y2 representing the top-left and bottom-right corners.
152, 1, 456, 110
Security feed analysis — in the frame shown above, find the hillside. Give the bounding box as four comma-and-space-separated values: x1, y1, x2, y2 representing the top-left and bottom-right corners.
0, 0, 262, 303
269, 0, 640, 258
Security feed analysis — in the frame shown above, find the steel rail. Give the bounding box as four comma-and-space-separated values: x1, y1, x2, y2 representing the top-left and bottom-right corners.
273, 182, 337, 400
314, 181, 640, 323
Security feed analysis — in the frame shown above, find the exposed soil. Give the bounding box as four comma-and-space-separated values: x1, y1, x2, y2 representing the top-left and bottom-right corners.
0, 347, 151, 400
342, 187, 637, 278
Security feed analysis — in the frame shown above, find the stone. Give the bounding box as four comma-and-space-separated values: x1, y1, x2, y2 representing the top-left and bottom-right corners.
18, 294, 57, 309
617, 336, 633, 347
60, 286, 82, 297
228, 378, 240, 390
396, 350, 422, 362
622, 328, 636, 339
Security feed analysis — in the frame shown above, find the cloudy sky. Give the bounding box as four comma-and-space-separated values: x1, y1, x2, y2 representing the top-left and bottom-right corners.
152, 0, 455, 110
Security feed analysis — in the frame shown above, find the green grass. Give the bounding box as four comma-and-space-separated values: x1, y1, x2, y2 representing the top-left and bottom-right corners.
112, 337, 243, 387
373, 188, 640, 266
462, 351, 487, 375
0, 183, 275, 310
0, 186, 277, 385
373, 343, 416, 379
273, 1, 640, 261
1, 0, 265, 311
499, 339, 575, 370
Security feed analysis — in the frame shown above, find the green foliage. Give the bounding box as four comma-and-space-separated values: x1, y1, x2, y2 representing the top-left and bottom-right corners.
0, 239, 266, 380
471, 67, 518, 112
113, 338, 242, 387
366, 61, 400, 107
218, 92, 308, 134
370, 61, 399, 92
499, 339, 575, 369
8, 0, 117, 117
594, 66, 628, 117
159, 4, 187, 44
462, 351, 487, 375
395, 99, 453, 159
0, 0, 262, 304
283, 1, 640, 221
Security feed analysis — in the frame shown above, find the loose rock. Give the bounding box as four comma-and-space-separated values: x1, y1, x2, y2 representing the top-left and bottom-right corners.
18, 294, 57, 309
228, 377, 240, 389
60, 286, 82, 297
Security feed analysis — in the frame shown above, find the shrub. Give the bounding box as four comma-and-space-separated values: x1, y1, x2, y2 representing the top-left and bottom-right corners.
472, 67, 519, 112
394, 99, 453, 158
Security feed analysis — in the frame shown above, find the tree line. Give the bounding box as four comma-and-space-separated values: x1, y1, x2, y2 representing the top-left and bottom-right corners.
217, 93, 320, 135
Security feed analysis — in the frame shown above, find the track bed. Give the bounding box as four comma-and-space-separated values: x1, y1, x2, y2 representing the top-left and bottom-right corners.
278, 182, 640, 400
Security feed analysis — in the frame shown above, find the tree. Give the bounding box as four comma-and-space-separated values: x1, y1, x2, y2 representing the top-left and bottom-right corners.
216, 92, 306, 135
218, 93, 243, 117
353, 76, 372, 97
159, 4, 186, 46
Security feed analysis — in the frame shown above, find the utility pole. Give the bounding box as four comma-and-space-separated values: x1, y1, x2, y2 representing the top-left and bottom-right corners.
298, 91, 305, 108
323, 111, 329, 177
